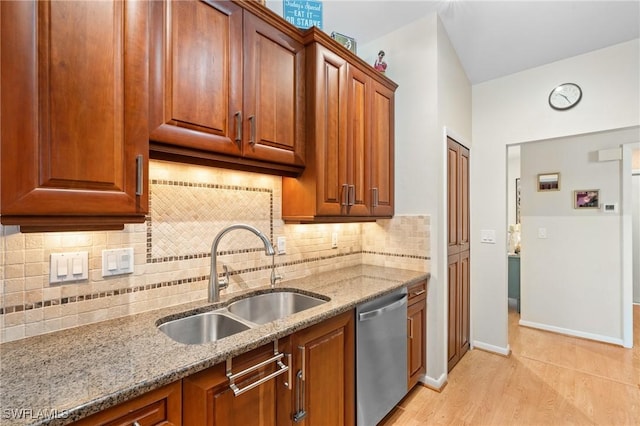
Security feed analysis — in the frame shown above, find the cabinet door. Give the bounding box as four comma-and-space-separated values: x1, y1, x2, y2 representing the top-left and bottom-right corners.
407, 300, 426, 390
242, 12, 305, 167
313, 44, 348, 216
407, 281, 426, 390
149, 0, 243, 156
183, 343, 289, 426
71, 381, 181, 426
290, 311, 355, 426
1, 0, 148, 230
345, 65, 371, 216
369, 80, 395, 217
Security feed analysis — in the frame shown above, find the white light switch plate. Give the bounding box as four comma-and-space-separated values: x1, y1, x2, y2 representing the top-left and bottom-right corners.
480, 229, 496, 244
538, 228, 548, 239
50, 251, 88, 284
102, 248, 134, 277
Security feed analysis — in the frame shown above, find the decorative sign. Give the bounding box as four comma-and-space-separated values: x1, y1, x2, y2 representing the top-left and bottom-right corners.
283, 0, 323, 30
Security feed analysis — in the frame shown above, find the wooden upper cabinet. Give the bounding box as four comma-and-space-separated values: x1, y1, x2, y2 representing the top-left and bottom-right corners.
149, 0, 305, 174
149, 0, 242, 155
369, 80, 395, 217
345, 64, 371, 216
282, 30, 397, 223
0, 0, 149, 232
241, 12, 305, 166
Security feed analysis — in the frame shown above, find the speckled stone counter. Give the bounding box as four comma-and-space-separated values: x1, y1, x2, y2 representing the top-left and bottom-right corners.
0, 265, 428, 426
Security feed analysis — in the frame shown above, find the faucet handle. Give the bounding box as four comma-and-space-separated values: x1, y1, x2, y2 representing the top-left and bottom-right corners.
219, 264, 230, 290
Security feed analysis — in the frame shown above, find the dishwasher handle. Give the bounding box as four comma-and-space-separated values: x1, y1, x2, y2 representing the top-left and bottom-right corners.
358, 295, 407, 321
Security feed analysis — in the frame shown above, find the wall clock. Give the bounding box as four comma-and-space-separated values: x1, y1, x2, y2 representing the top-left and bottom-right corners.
548, 83, 582, 110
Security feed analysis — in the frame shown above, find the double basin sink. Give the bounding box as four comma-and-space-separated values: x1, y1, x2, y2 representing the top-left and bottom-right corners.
157, 291, 328, 345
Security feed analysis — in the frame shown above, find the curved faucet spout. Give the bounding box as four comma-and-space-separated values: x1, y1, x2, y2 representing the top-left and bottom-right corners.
209, 224, 275, 303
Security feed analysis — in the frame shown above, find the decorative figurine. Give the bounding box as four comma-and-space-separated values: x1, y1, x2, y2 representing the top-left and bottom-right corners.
374, 50, 387, 73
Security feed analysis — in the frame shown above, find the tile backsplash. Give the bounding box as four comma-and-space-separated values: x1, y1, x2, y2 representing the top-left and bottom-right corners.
0, 160, 430, 343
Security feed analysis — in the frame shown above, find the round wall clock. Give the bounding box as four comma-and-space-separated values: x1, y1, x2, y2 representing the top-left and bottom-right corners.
548, 83, 582, 110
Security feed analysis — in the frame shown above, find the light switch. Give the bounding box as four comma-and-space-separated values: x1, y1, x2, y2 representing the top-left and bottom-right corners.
538, 228, 548, 239
120, 253, 131, 269
107, 254, 118, 271
480, 229, 496, 244
50, 251, 88, 284
331, 232, 338, 249
72, 257, 83, 275
102, 248, 134, 277
57, 258, 68, 277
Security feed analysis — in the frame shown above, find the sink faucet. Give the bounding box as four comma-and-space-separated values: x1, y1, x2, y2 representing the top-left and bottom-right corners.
209, 224, 275, 303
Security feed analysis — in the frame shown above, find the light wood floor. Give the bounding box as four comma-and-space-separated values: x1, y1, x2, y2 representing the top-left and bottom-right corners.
380, 304, 640, 426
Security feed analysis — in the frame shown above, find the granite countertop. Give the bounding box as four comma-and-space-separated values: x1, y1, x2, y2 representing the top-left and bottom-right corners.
0, 265, 428, 426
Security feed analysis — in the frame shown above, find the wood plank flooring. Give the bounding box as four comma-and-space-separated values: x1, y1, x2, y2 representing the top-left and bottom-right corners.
380, 304, 640, 425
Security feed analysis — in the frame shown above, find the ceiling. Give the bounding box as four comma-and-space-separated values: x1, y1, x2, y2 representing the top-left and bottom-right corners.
272, 1, 640, 84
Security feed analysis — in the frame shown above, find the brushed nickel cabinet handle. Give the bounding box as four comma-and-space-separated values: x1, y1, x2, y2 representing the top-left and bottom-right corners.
249, 115, 256, 146
293, 345, 307, 422
348, 185, 355, 206
408, 317, 414, 339
235, 111, 242, 147
341, 184, 349, 207
372, 187, 379, 208
226, 342, 289, 397
135, 155, 143, 196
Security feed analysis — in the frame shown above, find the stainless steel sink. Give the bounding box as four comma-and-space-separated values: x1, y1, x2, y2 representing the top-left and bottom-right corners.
157, 312, 250, 345
227, 291, 327, 324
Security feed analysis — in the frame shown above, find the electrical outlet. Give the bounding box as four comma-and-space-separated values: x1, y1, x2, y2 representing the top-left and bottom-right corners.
277, 236, 286, 255
331, 232, 338, 248
538, 228, 547, 239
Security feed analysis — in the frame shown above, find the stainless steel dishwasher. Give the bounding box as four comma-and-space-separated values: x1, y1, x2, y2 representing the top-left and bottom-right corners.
356, 287, 408, 426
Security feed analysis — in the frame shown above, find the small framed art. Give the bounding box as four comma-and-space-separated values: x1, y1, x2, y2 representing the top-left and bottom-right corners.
331, 31, 357, 54
537, 172, 560, 191
574, 190, 600, 209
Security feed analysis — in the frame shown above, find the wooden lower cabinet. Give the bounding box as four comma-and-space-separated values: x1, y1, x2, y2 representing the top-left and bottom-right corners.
183, 342, 289, 426
71, 381, 181, 426
183, 311, 354, 426
70, 312, 354, 426
407, 281, 427, 390
289, 311, 355, 426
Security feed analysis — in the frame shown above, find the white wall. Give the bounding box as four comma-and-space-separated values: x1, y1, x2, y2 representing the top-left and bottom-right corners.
472, 39, 640, 351
519, 129, 637, 344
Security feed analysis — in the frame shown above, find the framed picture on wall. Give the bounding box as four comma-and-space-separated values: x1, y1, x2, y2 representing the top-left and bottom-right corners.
574, 189, 600, 209
537, 172, 560, 191
515, 178, 521, 223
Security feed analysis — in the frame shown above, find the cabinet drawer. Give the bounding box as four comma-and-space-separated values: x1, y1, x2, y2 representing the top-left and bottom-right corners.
71, 381, 181, 426
407, 281, 427, 302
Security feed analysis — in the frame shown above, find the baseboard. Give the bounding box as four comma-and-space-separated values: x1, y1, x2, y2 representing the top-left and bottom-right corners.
420, 372, 447, 392
472, 340, 511, 356
518, 319, 625, 346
